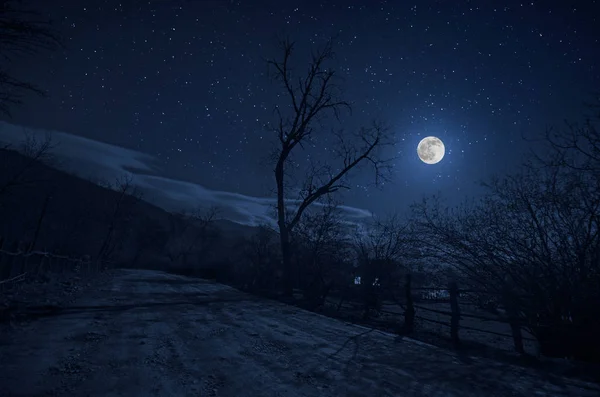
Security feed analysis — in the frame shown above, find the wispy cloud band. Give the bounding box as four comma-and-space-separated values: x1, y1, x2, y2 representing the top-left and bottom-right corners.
0, 121, 373, 228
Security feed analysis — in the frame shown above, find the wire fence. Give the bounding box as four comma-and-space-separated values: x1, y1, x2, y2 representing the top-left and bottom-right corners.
325, 275, 536, 355
0, 235, 104, 291
0, 234, 536, 354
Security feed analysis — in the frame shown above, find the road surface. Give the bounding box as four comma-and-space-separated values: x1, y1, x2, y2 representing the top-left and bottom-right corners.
1, 269, 598, 396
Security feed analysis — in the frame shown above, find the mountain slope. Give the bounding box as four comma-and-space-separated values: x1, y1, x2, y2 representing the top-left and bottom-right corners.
0, 148, 255, 265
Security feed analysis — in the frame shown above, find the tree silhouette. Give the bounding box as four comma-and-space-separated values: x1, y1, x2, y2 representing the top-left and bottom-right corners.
410, 142, 600, 361
0, 0, 62, 115
353, 214, 413, 319
266, 38, 395, 296
292, 198, 351, 307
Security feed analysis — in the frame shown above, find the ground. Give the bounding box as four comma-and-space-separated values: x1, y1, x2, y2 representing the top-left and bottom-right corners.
1, 269, 599, 397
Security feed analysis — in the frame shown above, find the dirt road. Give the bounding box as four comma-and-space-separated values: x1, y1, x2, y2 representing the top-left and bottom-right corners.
1, 269, 598, 396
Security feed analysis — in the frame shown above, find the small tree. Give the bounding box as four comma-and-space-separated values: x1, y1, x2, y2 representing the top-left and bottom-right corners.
0, 133, 54, 202
238, 224, 280, 292
132, 216, 169, 267
292, 198, 351, 308
531, 93, 600, 172
521, 96, 600, 361
165, 206, 220, 268
96, 174, 142, 265
267, 38, 395, 295
353, 214, 411, 319
411, 161, 600, 360
0, 0, 62, 115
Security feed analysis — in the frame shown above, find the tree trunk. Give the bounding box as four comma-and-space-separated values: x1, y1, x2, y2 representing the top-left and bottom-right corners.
132, 248, 144, 268
336, 292, 346, 311
505, 297, 525, 355
275, 155, 293, 297
30, 193, 51, 253
501, 287, 525, 355
404, 274, 415, 335
509, 318, 525, 355
279, 226, 293, 297
319, 280, 334, 307
449, 281, 461, 348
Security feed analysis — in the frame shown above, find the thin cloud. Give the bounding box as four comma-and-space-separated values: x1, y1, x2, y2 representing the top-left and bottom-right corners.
0, 121, 373, 228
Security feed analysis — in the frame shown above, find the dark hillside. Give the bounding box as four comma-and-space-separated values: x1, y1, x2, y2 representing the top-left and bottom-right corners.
0, 148, 250, 270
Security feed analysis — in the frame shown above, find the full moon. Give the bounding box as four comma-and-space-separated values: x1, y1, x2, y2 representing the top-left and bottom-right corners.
417, 136, 445, 164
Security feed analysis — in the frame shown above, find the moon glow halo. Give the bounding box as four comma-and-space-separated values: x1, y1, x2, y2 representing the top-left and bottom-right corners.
417, 136, 445, 164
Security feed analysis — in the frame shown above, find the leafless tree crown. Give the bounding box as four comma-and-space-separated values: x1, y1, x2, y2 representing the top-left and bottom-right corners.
268, 38, 395, 233
0, 0, 62, 115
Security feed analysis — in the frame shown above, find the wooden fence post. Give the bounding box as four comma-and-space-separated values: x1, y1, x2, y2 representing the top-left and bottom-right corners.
22, 240, 32, 275
30, 193, 51, 253
82, 255, 91, 274
7, 241, 22, 278
508, 314, 525, 354
47, 254, 54, 274
54, 250, 63, 274
0, 236, 7, 280
503, 293, 525, 355
37, 253, 48, 275
403, 273, 415, 335
449, 281, 461, 347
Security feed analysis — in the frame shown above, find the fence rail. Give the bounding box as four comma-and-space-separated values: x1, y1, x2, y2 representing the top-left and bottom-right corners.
340, 301, 535, 343
0, 272, 26, 286
0, 235, 101, 291
329, 274, 535, 355
412, 303, 506, 322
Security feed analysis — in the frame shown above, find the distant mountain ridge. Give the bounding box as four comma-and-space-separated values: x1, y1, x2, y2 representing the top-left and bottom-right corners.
0, 148, 258, 263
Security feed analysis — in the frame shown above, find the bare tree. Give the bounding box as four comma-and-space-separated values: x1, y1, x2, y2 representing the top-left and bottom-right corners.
410, 195, 502, 294
165, 206, 220, 268
411, 161, 600, 360
267, 38, 395, 295
237, 224, 280, 292
96, 174, 143, 265
164, 210, 191, 263
132, 216, 169, 267
0, 0, 62, 115
410, 194, 532, 353
490, 169, 599, 357
406, 95, 600, 360
525, 94, 600, 172
0, 133, 54, 202
353, 214, 412, 319
354, 214, 411, 269
292, 198, 351, 308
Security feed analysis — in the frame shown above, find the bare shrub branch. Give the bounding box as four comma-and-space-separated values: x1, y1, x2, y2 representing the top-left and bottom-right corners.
0, 133, 55, 200
0, 1, 62, 115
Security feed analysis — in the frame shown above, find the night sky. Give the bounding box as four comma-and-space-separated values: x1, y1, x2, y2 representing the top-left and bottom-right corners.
5, 0, 600, 217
